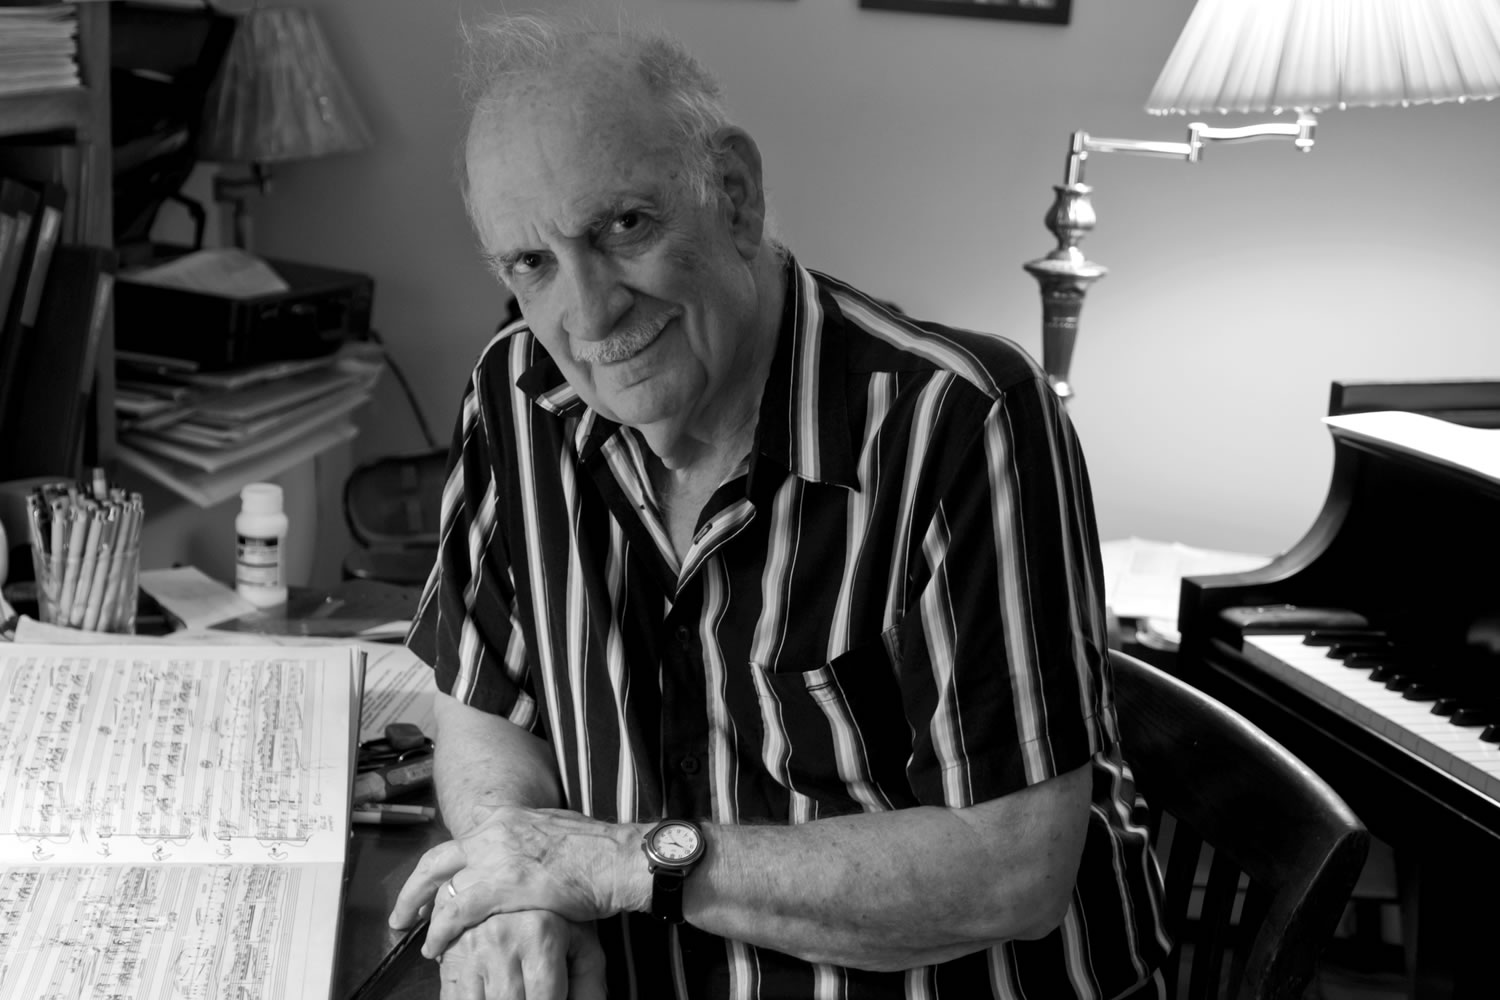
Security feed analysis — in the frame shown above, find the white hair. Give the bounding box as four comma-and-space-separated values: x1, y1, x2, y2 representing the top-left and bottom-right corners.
456, 12, 735, 214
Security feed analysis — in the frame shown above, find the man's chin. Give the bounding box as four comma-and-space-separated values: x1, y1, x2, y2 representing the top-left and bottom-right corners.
598, 392, 694, 453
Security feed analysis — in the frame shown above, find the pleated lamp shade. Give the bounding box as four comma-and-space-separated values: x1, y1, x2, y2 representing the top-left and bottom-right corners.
1146, 0, 1500, 115
199, 6, 371, 164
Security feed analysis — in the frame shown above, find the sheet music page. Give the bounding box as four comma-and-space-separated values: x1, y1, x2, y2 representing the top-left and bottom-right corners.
12, 620, 438, 745
1324, 411, 1500, 484
0, 862, 342, 1000
0, 644, 357, 866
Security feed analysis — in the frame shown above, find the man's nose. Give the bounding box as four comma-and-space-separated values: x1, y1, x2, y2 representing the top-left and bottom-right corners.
561, 254, 631, 344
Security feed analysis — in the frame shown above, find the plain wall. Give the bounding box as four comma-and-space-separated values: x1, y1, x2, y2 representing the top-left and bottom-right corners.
244, 0, 1500, 564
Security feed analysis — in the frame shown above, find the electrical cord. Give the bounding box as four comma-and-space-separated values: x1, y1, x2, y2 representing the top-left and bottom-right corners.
366, 329, 440, 452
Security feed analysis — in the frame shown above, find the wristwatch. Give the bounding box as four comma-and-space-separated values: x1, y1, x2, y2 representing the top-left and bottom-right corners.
641, 818, 706, 924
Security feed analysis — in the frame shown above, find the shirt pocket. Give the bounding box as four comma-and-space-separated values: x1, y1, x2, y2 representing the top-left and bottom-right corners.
749, 627, 919, 815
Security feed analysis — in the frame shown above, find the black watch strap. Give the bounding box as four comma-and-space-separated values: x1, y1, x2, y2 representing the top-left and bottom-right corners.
651, 868, 689, 924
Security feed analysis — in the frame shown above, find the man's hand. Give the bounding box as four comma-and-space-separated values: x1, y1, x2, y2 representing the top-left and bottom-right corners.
391, 805, 643, 958
435, 912, 607, 1000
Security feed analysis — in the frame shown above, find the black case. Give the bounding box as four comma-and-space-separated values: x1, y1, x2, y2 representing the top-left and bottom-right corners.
115, 256, 374, 370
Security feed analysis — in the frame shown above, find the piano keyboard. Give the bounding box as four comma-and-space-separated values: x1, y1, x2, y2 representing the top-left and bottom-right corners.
1243, 633, 1500, 805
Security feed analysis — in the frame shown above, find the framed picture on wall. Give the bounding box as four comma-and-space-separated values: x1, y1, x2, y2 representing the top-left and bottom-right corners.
859, 0, 1071, 25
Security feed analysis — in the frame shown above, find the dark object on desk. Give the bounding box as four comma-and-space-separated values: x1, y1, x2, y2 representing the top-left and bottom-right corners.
342, 449, 444, 587
211, 578, 417, 638
1177, 378, 1500, 995
1113, 649, 1368, 999
358, 725, 433, 773
115, 253, 373, 371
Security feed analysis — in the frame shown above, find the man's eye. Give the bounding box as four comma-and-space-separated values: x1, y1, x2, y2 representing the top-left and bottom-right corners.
513, 253, 545, 275
610, 212, 642, 234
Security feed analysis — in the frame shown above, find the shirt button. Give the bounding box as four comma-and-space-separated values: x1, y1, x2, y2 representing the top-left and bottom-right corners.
679, 755, 701, 775
675, 626, 691, 644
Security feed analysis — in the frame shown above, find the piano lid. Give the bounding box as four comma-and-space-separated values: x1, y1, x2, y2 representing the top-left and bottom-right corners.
1323, 411, 1500, 492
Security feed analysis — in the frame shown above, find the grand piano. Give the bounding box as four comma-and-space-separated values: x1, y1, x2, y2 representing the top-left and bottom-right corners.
1176, 379, 1500, 998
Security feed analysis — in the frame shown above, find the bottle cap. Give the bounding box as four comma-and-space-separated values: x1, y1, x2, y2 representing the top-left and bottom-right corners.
240, 482, 284, 515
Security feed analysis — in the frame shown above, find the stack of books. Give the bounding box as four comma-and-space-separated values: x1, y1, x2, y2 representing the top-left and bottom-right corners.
0, 4, 79, 98
116, 343, 383, 506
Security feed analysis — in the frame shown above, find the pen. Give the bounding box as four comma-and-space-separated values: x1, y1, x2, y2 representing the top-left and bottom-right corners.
352, 803, 436, 825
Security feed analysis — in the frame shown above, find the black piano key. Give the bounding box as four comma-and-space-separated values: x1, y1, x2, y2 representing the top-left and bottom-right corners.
1303, 628, 1388, 647
1482, 725, 1500, 744
1369, 664, 1401, 683
1383, 674, 1414, 692
1433, 697, 1460, 716
1451, 707, 1492, 727
1403, 682, 1443, 702
1327, 639, 1395, 659
1343, 650, 1411, 669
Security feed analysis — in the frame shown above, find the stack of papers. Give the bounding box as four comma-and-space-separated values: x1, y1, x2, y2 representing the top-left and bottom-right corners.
116, 343, 382, 506
0, 6, 78, 98
1100, 536, 1270, 644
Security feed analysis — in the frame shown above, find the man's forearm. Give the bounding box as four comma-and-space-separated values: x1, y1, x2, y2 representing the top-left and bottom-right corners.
531, 763, 1091, 972
432, 691, 563, 835
418, 705, 1091, 973
679, 769, 1088, 971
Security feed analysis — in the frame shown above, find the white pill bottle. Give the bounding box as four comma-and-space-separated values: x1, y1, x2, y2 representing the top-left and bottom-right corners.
235, 482, 288, 607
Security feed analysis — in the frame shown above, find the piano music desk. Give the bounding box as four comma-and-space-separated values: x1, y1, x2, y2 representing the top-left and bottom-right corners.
1178, 379, 1500, 998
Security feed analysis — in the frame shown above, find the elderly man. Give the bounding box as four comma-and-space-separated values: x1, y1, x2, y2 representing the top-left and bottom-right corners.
391, 11, 1167, 1000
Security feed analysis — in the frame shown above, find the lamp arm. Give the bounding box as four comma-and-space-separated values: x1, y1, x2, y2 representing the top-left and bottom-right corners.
1066, 116, 1317, 185
1026, 115, 1316, 401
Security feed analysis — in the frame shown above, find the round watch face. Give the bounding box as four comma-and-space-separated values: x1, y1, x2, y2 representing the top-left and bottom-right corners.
650, 822, 702, 863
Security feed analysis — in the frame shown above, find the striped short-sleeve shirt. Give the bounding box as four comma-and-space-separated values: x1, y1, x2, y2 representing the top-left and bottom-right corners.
407, 257, 1169, 999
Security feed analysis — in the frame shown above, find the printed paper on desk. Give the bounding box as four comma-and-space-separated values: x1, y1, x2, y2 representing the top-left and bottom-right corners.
138, 564, 257, 629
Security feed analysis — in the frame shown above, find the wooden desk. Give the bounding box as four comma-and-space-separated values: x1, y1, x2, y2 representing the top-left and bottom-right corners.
335, 800, 447, 999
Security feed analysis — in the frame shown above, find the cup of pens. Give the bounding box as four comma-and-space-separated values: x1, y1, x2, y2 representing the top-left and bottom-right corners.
26, 475, 145, 634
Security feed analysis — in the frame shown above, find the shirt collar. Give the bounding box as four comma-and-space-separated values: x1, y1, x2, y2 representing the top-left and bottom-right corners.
512, 253, 858, 490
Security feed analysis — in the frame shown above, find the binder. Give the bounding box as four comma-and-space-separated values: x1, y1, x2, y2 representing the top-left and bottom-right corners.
0, 177, 41, 431
0, 243, 115, 479
8, 180, 64, 340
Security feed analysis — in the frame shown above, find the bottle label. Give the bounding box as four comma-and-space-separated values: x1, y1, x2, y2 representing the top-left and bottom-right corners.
236, 535, 282, 588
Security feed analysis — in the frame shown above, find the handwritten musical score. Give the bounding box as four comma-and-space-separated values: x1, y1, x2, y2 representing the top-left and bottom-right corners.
0, 644, 362, 1000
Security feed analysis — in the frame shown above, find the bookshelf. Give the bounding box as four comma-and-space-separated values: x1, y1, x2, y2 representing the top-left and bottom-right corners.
0, 0, 115, 471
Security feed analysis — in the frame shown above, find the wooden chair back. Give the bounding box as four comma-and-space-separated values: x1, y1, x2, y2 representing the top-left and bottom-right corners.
1112, 650, 1369, 999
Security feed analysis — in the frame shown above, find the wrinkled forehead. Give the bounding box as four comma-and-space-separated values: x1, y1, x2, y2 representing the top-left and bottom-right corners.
468, 56, 671, 173
463, 68, 687, 238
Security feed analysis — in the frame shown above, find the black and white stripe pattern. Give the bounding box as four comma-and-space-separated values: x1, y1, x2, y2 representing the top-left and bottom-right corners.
409, 257, 1169, 998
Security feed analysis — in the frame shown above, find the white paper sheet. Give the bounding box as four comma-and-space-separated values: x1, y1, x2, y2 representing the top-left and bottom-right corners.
1100, 536, 1269, 626
0, 642, 360, 1000
138, 565, 258, 630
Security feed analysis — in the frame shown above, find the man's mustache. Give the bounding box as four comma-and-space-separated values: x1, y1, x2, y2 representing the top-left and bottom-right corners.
572, 311, 677, 364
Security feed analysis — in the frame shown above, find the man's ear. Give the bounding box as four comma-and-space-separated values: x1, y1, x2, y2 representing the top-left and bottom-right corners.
714, 127, 766, 260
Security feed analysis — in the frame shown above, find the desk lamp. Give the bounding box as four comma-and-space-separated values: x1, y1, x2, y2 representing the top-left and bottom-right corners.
197, 4, 371, 249
1024, 0, 1500, 402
